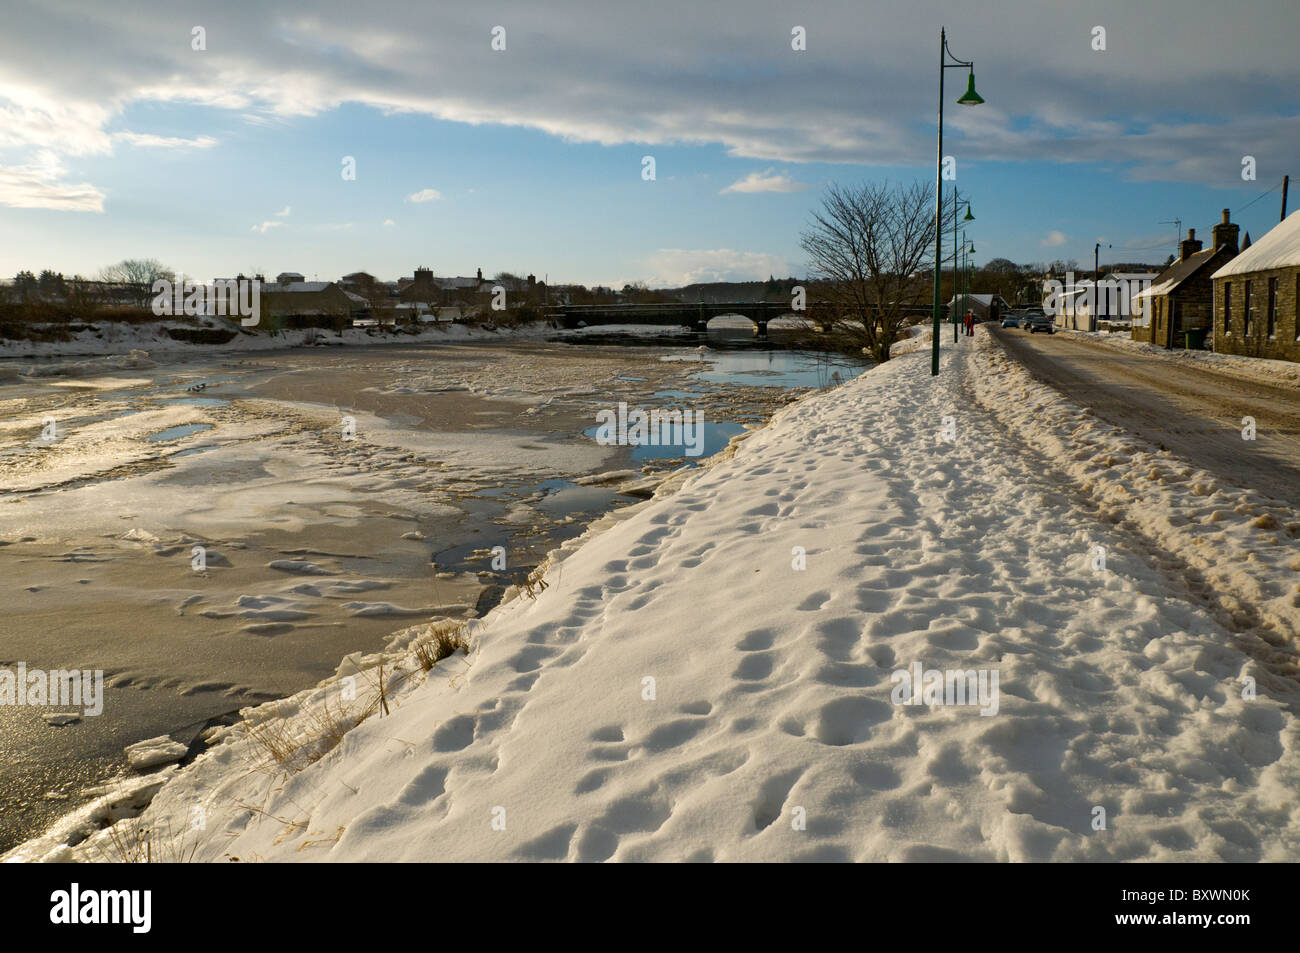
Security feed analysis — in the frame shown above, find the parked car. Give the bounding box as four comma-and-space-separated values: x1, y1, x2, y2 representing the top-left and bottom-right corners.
1025, 313, 1055, 334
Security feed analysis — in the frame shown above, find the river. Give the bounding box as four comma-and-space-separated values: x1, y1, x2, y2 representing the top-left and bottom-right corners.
0, 330, 866, 851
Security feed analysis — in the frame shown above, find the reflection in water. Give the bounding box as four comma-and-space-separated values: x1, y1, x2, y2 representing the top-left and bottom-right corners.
665, 346, 867, 390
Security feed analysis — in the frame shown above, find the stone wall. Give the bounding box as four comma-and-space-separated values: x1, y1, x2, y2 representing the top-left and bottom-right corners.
1214, 266, 1300, 362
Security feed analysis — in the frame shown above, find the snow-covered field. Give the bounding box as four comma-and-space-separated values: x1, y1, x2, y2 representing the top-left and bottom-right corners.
11, 327, 1299, 862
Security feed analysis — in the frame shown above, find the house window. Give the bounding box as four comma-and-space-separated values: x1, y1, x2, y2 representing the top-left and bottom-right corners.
1267, 277, 1277, 338
1243, 280, 1252, 335
1223, 282, 1231, 333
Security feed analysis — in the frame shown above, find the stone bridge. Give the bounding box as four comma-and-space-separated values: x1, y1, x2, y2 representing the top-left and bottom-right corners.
546, 301, 933, 337
546, 301, 835, 337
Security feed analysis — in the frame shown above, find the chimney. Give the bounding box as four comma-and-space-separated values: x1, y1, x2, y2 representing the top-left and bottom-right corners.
1179, 228, 1202, 261
476, 267, 483, 281
1212, 209, 1239, 254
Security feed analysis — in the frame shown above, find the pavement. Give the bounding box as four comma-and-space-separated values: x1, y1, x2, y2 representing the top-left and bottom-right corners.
990, 326, 1300, 506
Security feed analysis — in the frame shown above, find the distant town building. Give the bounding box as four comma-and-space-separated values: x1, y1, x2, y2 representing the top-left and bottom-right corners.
1132, 212, 1240, 349
1050, 272, 1159, 331
945, 293, 1008, 321
274, 271, 305, 285
261, 280, 368, 327
1211, 209, 1300, 362
339, 271, 382, 298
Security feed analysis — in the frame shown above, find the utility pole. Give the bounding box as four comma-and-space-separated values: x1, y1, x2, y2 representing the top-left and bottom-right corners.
1094, 242, 1110, 330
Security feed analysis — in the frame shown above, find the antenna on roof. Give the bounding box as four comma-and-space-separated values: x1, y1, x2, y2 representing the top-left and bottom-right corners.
1158, 218, 1182, 255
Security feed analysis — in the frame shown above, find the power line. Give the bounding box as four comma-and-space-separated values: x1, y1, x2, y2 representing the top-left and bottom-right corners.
1232, 179, 1283, 216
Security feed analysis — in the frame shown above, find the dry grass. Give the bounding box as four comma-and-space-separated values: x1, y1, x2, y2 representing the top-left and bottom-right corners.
518, 566, 550, 600
413, 619, 471, 671
245, 692, 369, 773
85, 816, 199, 863
245, 621, 472, 774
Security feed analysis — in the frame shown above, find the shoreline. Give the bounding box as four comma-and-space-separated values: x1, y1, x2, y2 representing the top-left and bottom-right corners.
0, 337, 833, 855
12, 327, 1297, 862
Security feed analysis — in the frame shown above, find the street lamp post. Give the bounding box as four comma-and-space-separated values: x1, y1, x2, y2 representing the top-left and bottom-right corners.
967, 240, 975, 326
952, 189, 973, 342
931, 27, 983, 376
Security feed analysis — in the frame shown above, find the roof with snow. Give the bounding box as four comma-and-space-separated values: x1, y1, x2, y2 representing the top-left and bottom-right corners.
944, 294, 1006, 307
1105, 271, 1160, 282
1211, 210, 1300, 279
267, 281, 333, 293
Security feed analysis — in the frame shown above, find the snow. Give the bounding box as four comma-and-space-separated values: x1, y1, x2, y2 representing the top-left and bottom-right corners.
1213, 209, 1300, 277
0, 319, 556, 361
1060, 329, 1300, 389
123, 736, 189, 771
9, 328, 1300, 863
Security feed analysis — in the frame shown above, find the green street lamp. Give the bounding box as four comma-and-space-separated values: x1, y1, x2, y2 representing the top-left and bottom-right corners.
931, 27, 983, 376
951, 189, 974, 343
957, 73, 985, 106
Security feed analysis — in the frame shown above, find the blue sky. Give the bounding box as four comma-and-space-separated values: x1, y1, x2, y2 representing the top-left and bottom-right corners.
1, 0, 1297, 287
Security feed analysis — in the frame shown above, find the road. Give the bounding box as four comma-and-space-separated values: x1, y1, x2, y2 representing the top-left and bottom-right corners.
990, 327, 1300, 506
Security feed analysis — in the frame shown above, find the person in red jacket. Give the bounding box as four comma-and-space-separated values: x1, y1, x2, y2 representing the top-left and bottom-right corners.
964, 309, 974, 336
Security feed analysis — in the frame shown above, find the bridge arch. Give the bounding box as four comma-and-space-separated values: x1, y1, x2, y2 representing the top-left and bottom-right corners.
704, 313, 760, 330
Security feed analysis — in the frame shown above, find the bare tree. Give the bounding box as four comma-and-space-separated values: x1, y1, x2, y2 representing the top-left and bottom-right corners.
802, 181, 951, 362
98, 258, 175, 308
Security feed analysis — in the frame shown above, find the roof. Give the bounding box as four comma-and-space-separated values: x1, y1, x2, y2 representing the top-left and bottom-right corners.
944, 294, 1003, 307
266, 281, 332, 293
1211, 210, 1300, 279
1132, 246, 1223, 300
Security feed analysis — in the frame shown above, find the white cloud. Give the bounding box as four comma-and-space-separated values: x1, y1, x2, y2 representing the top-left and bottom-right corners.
0, 0, 1294, 194
382, 218, 395, 226
113, 132, 218, 149
0, 153, 104, 211
406, 188, 441, 203
1042, 231, 1068, 247
275, 205, 291, 217
251, 220, 283, 233
721, 169, 811, 194
645, 248, 788, 287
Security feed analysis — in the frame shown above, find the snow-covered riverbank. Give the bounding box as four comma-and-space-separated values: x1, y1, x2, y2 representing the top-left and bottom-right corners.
12, 327, 1299, 862
0, 318, 562, 363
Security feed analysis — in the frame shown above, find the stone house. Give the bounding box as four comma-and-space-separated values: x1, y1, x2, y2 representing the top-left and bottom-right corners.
1132, 211, 1239, 348
1211, 209, 1300, 362
261, 281, 369, 329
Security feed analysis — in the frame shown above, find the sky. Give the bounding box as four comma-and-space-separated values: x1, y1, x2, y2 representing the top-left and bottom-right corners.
1, 0, 1298, 288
